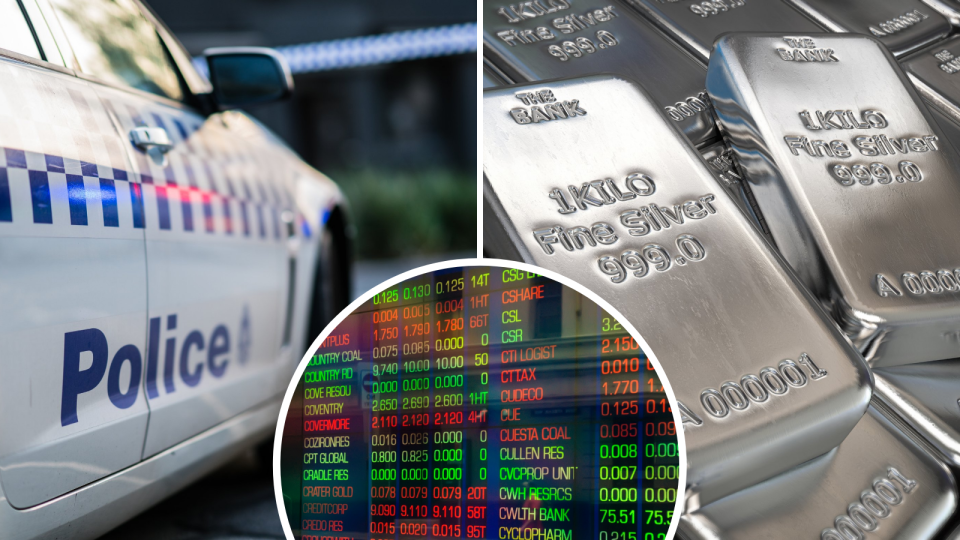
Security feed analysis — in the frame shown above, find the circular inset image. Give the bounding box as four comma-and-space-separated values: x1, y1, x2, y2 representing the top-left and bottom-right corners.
274, 261, 685, 539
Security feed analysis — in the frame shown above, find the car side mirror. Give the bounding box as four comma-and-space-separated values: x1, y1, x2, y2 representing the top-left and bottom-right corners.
203, 47, 293, 109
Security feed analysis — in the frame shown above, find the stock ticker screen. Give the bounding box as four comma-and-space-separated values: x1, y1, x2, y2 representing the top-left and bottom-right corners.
280, 266, 680, 540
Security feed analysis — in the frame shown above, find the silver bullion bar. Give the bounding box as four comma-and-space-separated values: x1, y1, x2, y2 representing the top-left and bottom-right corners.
707, 33, 960, 368
482, 0, 718, 147
929, 104, 960, 153
619, 0, 822, 62
902, 35, 960, 131
484, 57, 513, 87
784, 0, 949, 57
483, 75, 871, 508
873, 360, 960, 468
484, 177, 526, 260
699, 141, 773, 242
920, 0, 960, 27
678, 403, 957, 540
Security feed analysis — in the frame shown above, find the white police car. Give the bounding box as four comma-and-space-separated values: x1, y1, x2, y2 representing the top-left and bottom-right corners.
0, 0, 351, 537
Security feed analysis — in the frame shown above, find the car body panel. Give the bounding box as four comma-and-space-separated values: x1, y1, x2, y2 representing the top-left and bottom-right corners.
96, 87, 290, 457
0, 398, 280, 539
0, 56, 151, 509
0, 0, 348, 529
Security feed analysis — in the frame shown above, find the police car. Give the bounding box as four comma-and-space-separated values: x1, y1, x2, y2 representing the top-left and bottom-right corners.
0, 0, 351, 537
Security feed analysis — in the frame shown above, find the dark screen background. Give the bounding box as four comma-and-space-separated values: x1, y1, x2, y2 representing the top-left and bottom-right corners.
280, 266, 680, 540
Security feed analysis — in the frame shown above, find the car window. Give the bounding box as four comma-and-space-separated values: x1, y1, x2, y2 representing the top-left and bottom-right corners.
49, 0, 182, 100
0, 1, 43, 60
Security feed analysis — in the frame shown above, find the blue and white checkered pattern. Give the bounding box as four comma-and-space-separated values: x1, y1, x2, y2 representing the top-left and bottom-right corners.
0, 147, 137, 228
193, 22, 477, 76
0, 54, 327, 242
0, 102, 304, 241
0, 142, 296, 240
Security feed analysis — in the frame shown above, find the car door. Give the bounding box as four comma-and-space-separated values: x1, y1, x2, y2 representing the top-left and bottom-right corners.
45, 0, 292, 458
0, 0, 151, 508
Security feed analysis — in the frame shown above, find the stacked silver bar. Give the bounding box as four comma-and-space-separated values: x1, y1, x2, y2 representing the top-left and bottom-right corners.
483, 58, 512, 88
681, 406, 957, 539
483, 0, 716, 146
484, 75, 872, 509
620, 0, 822, 61
707, 33, 960, 368
484, 1, 960, 538
785, 0, 950, 56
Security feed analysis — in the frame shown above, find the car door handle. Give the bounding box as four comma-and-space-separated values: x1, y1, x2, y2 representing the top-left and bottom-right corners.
130, 127, 173, 154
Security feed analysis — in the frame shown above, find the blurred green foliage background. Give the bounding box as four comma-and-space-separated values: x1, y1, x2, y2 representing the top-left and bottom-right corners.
336, 170, 476, 259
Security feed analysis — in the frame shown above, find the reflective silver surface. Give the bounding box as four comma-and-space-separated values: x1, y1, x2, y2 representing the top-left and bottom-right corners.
483, 176, 525, 260
785, 0, 949, 56
920, 0, 960, 27
929, 103, 960, 154
875, 359, 960, 468
902, 37, 960, 163
699, 141, 773, 242
482, 0, 718, 147
679, 404, 957, 540
483, 75, 872, 508
483, 57, 512, 88
903, 35, 960, 129
707, 33, 960, 368
620, 0, 822, 62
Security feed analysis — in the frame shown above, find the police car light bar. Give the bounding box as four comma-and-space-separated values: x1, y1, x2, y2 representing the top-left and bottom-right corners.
193, 22, 477, 77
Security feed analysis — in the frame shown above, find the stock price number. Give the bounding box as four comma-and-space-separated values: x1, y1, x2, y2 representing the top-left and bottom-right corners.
645, 510, 673, 526
600, 509, 637, 524
602, 317, 623, 332
602, 336, 640, 353
598, 534, 640, 540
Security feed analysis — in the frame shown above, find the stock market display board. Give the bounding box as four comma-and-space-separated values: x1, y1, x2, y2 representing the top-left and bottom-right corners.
279, 265, 681, 540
